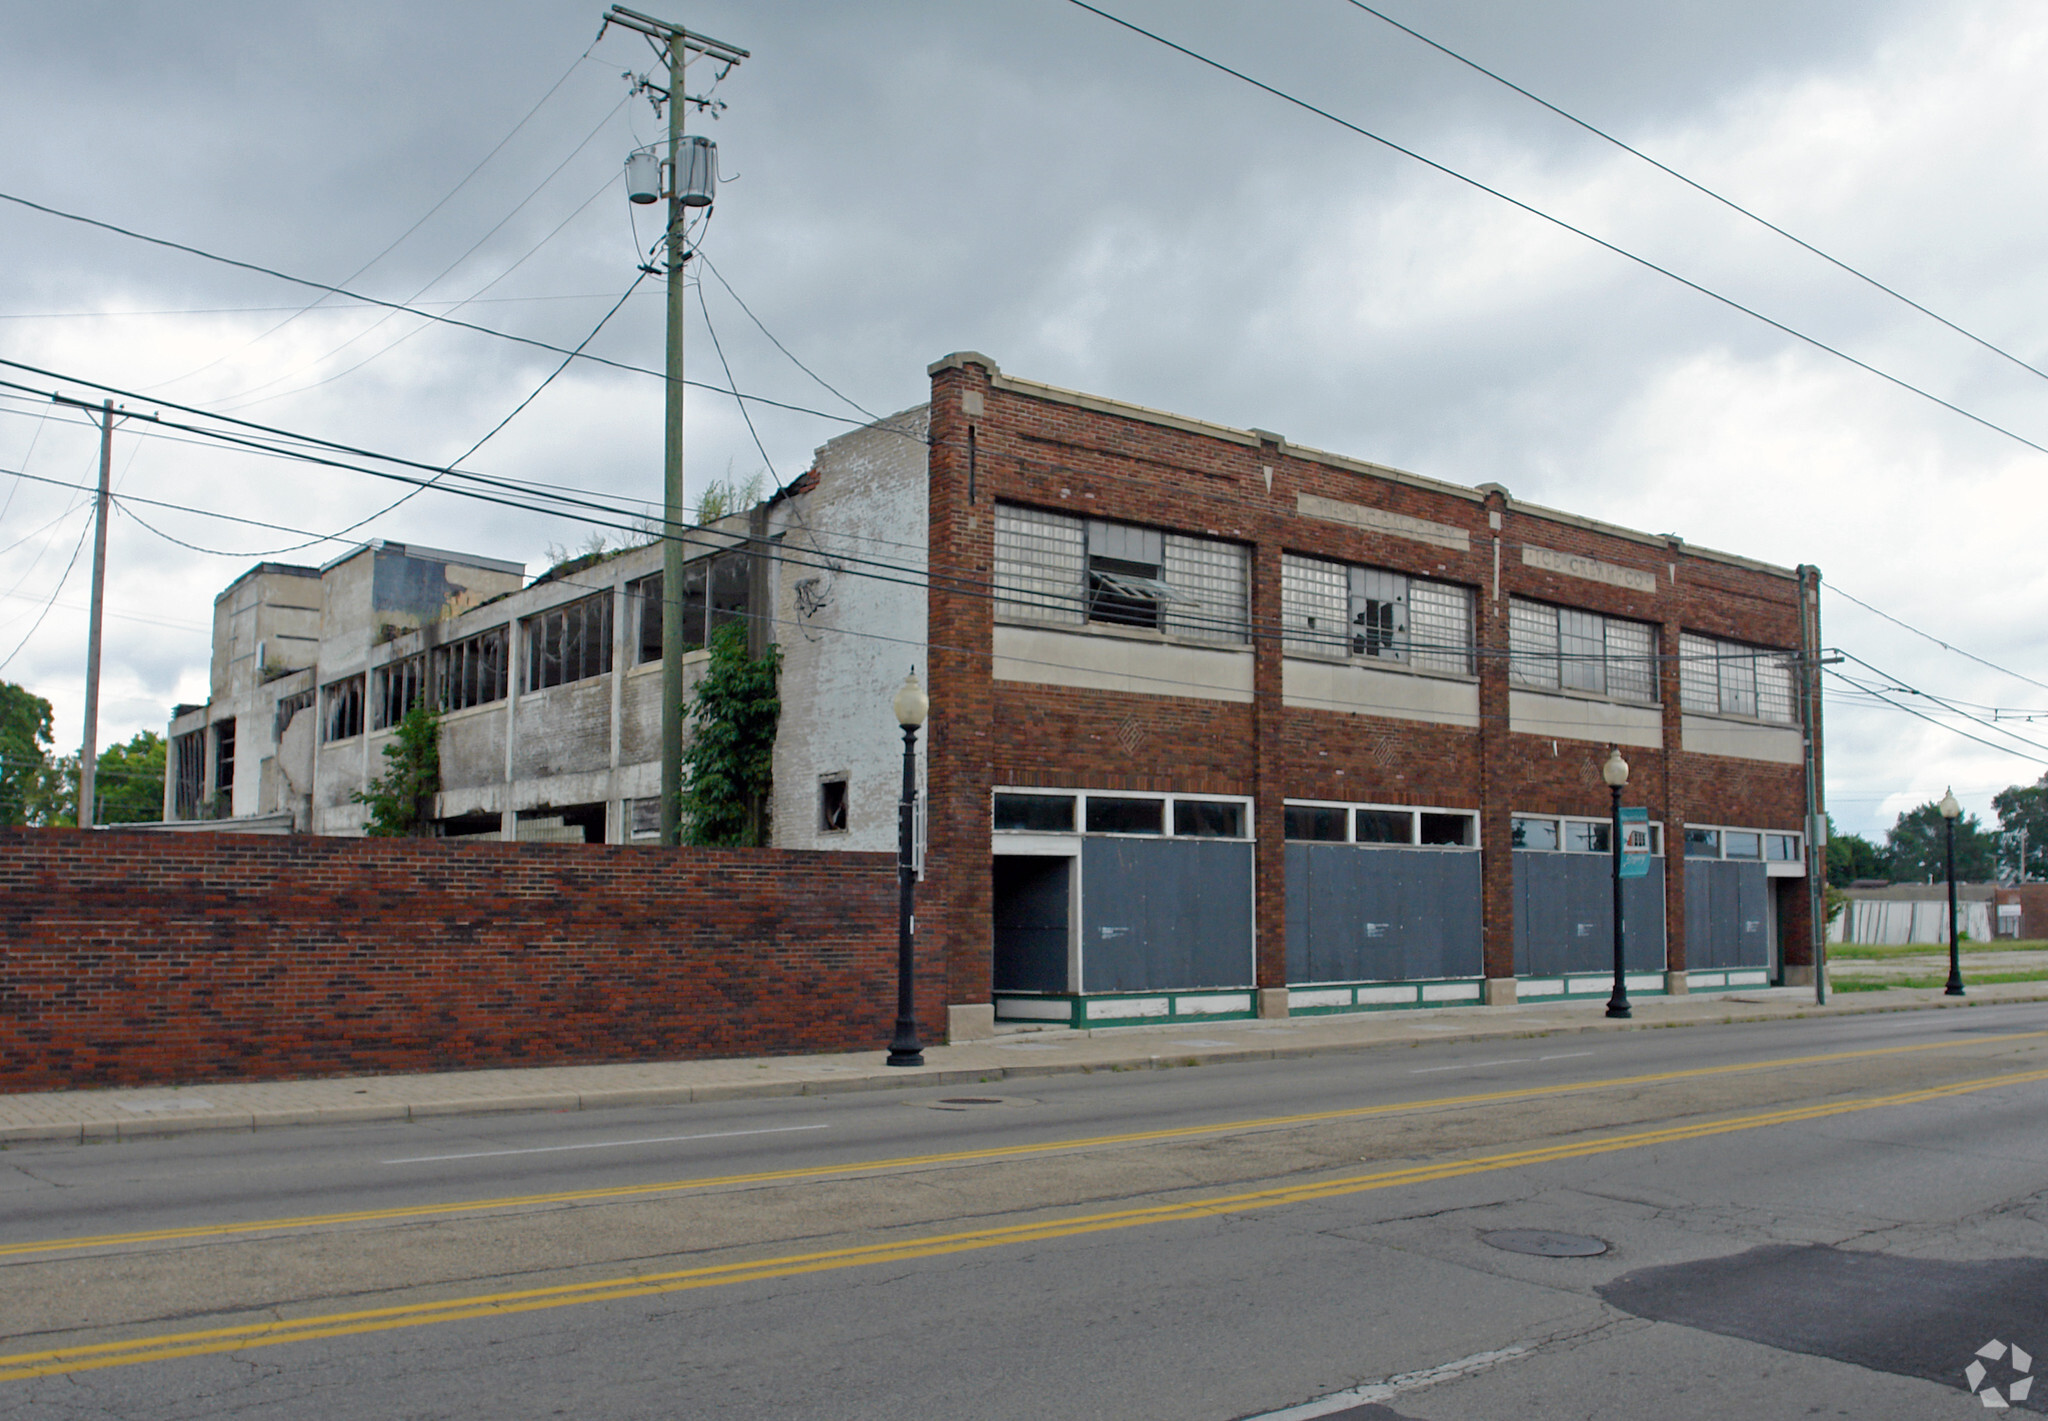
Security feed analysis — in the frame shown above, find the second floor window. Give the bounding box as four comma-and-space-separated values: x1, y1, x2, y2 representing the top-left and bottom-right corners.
435, 626, 508, 712
373, 655, 426, 730
322, 675, 364, 742
1680, 634, 1796, 723
627, 552, 751, 664
524, 592, 613, 692
1509, 598, 1657, 703
1282, 554, 1473, 674
993, 503, 1249, 645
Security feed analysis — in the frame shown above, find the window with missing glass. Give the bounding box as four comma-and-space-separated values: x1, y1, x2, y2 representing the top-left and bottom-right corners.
992, 503, 1248, 644
212, 719, 236, 795
523, 592, 613, 692
818, 777, 848, 833
1281, 553, 1473, 674
322, 675, 364, 743
372, 655, 426, 730
625, 553, 751, 664
1679, 634, 1796, 723
435, 626, 507, 712
1509, 598, 1657, 703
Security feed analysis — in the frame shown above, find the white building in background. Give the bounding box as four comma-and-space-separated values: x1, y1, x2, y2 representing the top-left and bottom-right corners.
162, 407, 931, 846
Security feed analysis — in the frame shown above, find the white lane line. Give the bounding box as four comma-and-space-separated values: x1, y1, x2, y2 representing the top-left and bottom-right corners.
1537, 1051, 1596, 1062
1242, 1344, 1535, 1419
1410, 1058, 1530, 1074
383, 1124, 828, 1165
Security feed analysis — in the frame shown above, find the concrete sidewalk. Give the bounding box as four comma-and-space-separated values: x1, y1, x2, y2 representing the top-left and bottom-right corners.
5, 982, 2045, 1146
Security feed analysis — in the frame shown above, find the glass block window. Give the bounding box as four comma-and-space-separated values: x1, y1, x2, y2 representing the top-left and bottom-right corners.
1509, 599, 1657, 704
1408, 580, 1473, 675
1680, 633, 1796, 724
1281, 553, 1471, 672
993, 503, 1246, 642
1163, 534, 1249, 645
994, 504, 1086, 626
1281, 555, 1348, 655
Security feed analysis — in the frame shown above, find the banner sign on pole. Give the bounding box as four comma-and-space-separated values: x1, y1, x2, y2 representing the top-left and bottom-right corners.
1619, 807, 1651, 878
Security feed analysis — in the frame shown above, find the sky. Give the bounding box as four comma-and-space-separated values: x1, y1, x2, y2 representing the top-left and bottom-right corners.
0, 0, 2044, 843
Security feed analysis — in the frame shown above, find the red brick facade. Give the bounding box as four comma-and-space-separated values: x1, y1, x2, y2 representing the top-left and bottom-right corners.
924, 355, 1820, 1008
0, 828, 909, 1091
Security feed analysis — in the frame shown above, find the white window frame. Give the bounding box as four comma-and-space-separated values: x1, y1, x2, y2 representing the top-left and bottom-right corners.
1282, 797, 1481, 850
991, 787, 1256, 842
1512, 813, 1666, 857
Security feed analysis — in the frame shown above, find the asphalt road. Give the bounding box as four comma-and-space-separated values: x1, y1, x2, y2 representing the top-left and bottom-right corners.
3, 1004, 2047, 1419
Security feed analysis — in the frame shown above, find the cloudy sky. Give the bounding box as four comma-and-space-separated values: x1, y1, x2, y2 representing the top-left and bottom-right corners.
1, 0, 2044, 842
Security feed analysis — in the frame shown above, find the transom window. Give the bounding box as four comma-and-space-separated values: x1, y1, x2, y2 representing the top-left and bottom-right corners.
1509, 598, 1657, 703
993, 788, 1252, 839
1513, 814, 1665, 856
1687, 824, 1802, 861
1282, 554, 1473, 674
1283, 800, 1478, 848
1680, 634, 1796, 723
992, 504, 1249, 645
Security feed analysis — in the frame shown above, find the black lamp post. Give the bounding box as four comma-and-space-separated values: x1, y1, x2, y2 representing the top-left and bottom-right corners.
1941, 787, 1965, 997
1602, 747, 1631, 1020
887, 669, 929, 1066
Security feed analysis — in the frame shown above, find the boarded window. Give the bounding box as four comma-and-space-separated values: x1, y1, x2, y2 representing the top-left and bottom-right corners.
524, 592, 613, 692
322, 675, 364, 742
435, 626, 507, 712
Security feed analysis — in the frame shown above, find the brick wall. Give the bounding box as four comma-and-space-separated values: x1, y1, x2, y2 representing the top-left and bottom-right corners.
924, 355, 1818, 1004
0, 829, 913, 1091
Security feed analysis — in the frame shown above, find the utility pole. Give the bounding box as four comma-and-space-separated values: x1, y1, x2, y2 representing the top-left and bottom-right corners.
78, 399, 115, 829
600, 5, 747, 847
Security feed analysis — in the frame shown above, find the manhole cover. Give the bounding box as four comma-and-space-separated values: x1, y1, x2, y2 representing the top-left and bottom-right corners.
1483, 1229, 1609, 1258
939, 1097, 1004, 1105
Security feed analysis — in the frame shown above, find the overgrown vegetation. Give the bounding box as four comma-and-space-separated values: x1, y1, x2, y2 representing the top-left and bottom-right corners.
696, 469, 766, 524
353, 700, 441, 837
680, 622, 780, 847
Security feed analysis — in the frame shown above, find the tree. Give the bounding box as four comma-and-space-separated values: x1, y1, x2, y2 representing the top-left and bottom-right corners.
1884, 800, 1996, 883
1824, 814, 1886, 886
93, 730, 166, 825
1992, 777, 2048, 881
0, 681, 58, 826
680, 621, 780, 847
352, 700, 441, 837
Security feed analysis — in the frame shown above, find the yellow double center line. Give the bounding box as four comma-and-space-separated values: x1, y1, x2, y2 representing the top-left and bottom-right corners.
4, 1063, 2047, 1383
3, 1031, 2042, 1263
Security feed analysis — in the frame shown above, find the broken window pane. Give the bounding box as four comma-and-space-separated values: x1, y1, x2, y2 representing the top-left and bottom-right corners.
1419, 812, 1475, 847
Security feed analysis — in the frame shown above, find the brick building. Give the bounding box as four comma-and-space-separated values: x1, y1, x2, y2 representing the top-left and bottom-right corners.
779, 353, 1823, 1039
161, 353, 1821, 1042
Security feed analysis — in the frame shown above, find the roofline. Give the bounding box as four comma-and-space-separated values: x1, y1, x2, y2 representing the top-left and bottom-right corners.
927, 351, 1803, 580
317, 539, 525, 578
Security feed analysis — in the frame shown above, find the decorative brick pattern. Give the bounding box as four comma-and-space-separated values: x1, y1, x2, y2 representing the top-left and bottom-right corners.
0, 829, 910, 1091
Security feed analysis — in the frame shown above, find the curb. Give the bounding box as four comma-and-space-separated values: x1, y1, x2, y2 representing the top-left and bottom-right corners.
4, 990, 2044, 1147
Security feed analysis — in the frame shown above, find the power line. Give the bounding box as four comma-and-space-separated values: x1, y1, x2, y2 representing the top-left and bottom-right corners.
697, 254, 881, 423
0, 192, 898, 434
0, 505, 94, 674
1825, 667, 2048, 767
1061, 1, 2048, 467
1825, 582, 2048, 696
1835, 650, 2048, 760
1338, 1, 2048, 388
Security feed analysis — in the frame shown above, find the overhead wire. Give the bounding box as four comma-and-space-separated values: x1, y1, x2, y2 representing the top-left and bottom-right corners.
1824, 582, 2048, 697
144, 46, 608, 396
1060, 1, 2048, 468
1338, 0, 2048, 387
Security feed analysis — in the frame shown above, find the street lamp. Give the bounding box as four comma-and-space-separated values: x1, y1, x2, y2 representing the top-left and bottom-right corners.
1602, 747, 1631, 1020
1940, 788, 1965, 997
888, 669, 930, 1066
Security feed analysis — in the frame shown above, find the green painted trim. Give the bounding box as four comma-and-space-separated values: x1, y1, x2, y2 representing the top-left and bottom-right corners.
992, 990, 1260, 1030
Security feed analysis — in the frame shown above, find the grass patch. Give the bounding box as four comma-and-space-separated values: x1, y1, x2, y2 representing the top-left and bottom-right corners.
1828, 940, 2048, 961
1833, 968, 2048, 993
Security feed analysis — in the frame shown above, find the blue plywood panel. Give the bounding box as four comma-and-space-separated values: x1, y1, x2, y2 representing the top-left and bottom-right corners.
1289, 845, 1482, 983
1686, 859, 1764, 969
1517, 851, 1668, 976
1080, 838, 1254, 993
